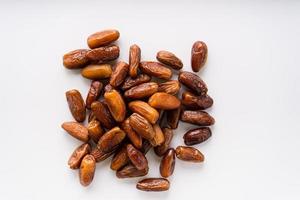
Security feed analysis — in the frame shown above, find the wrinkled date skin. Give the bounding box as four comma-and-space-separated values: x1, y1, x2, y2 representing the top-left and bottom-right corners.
158, 80, 181, 95
121, 118, 143, 149
63, 49, 90, 69
136, 178, 170, 192
178, 71, 208, 95
87, 29, 120, 49
81, 64, 112, 80
86, 45, 119, 62
61, 121, 89, 142
154, 128, 173, 157
110, 61, 129, 88
86, 81, 103, 109
126, 144, 148, 170
175, 146, 204, 162
191, 41, 208, 72
181, 91, 213, 110
128, 101, 159, 124
183, 127, 212, 146
87, 120, 103, 143
129, 44, 141, 78
180, 110, 215, 126
66, 89, 86, 122
148, 92, 181, 110
116, 164, 148, 178
97, 127, 126, 153
68, 143, 91, 169
156, 50, 183, 70
140, 61, 172, 80
129, 113, 155, 141
121, 74, 151, 90
91, 101, 116, 129
166, 107, 181, 129
88, 111, 97, 122
150, 124, 165, 147
90, 146, 118, 162
124, 82, 158, 99
111, 145, 129, 171
104, 89, 126, 122
79, 155, 96, 186
160, 148, 175, 178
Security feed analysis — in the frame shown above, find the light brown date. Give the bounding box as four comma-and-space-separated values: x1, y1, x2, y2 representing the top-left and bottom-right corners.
156, 50, 183, 70
124, 82, 158, 99
91, 101, 116, 129
86, 81, 103, 109
140, 61, 172, 80
97, 127, 126, 153
148, 92, 181, 110
79, 155, 96, 186
175, 146, 204, 162
61, 121, 89, 142
121, 118, 143, 149
129, 113, 155, 141
63, 49, 89, 69
81, 64, 112, 80
87, 29, 120, 49
128, 101, 159, 124
109, 61, 129, 88
158, 80, 181, 95
136, 178, 170, 192
129, 44, 141, 78
66, 89, 86, 122
68, 143, 91, 169
104, 89, 126, 122
126, 144, 148, 170
160, 148, 175, 178
121, 74, 151, 90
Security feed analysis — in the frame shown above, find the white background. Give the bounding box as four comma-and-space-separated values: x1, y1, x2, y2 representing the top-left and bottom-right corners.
0, 0, 299, 199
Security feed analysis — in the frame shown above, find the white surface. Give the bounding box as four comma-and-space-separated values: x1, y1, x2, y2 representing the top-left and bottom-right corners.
0, 0, 300, 199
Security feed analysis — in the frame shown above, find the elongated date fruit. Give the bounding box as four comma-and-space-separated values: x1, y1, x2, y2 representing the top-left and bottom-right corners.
121, 118, 143, 149
180, 110, 215, 126
110, 61, 129, 88
121, 74, 151, 90
90, 146, 118, 162
126, 144, 148, 170
149, 124, 165, 147
111, 145, 129, 171
81, 64, 112, 80
158, 80, 181, 95
61, 121, 89, 142
87, 29, 120, 49
124, 82, 158, 99
128, 101, 159, 124
86, 81, 103, 109
178, 71, 208, 95
86, 45, 119, 62
191, 41, 207, 72
156, 50, 183, 70
129, 44, 141, 78
116, 164, 148, 178
160, 148, 175, 178
91, 101, 116, 129
68, 143, 91, 169
66, 89, 86, 122
175, 146, 204, 162
104, 89, 126, 122
183, 127, 211, 145
136, 178, 170, 192
181, 91, 213, 110
140, 61, 172, 80
148, 92, 181, 110
129, 113, 155, 141
63, 49, 89, 69
97, 127, 126, 153
87, 120, 103, 143
79, 155, 96, 186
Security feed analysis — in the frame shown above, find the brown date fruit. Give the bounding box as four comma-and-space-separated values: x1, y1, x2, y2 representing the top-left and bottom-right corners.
86, 45, 119, 62
129, 113, 155, 141
66, 89, 86, 122
86, 81, 103, 109
63, 49, 89, 69
126, 144, 148, 170
81, 64, 112, 80
110, 145, 129, 171
181, 91, 213, 110
166, 107, 181, 129
160, 148, 175, 178
91, 101, 116, 129
97, 127, 126, 153
148, 92, 180, 110
121, 74, 151, 90
121, 118, 143, 149
191, 41, 207, 72
68, 143, 91, 169
79, 155, 96, 186
104, 89, 126, 122
128, 101, 159, 124
175, 146, 204, 162
139, 61, 172, 80
116, 164, 148, 178
87, 29, 120, 49
154, 128, 173, 156
180, 110, 215, 126
178, 71, 208, 95
183, 127, 212, 145
158, 80, 181, 95
136, 178, 170, 192
87, 120, 103, 143
129, 44, 141, 78
124, 82, 158, 99
61, 121, 89, 142
109, 61, 129, 88
156, 50, 183, 70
